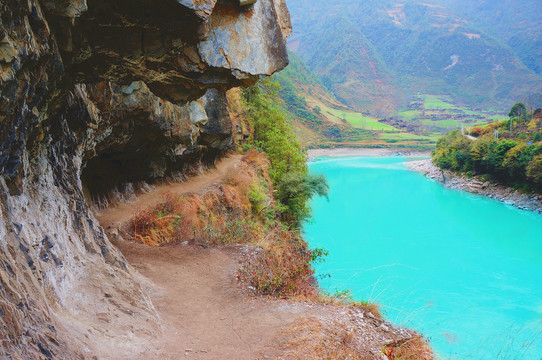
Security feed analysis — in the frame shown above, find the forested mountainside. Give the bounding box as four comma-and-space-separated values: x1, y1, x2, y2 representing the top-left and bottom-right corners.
436, 0, 542, 76
286, 0, 542, 116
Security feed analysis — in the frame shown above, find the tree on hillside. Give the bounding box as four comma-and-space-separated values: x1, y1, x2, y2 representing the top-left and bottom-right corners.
242, 78, 329, 227
276, 172, 329, 226
509, 102, 527, 120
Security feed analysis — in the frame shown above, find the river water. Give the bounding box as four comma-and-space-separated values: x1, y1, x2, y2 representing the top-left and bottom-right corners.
305, 156, 542, 360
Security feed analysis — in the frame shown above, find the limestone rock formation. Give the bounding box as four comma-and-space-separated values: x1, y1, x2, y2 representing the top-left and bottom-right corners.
0, 0, 290, 358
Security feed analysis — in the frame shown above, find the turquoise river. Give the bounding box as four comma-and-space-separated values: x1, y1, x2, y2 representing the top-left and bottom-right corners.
305, 156, 542, 360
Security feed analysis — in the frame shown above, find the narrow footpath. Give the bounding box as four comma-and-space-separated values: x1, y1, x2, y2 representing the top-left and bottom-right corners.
97, 154, 244, 231
95, 154, 415, 360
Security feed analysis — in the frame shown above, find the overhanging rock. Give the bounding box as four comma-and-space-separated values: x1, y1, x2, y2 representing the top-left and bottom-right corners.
0, 0, 291, 358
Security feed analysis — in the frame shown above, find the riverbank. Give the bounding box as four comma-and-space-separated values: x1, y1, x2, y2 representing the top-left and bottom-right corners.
407, 159, 542, 213
307, 148, 431, 160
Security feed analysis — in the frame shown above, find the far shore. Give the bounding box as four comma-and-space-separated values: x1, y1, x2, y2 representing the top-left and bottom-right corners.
307, 147, 431, 160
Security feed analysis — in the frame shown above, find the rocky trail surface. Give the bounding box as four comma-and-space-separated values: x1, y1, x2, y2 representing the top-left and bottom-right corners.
95, 155, 413, 360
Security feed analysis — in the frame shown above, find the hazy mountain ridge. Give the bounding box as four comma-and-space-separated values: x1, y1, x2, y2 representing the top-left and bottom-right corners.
287, 0, 542, 115
435, 0, 542, 75
289, 14, 403, 116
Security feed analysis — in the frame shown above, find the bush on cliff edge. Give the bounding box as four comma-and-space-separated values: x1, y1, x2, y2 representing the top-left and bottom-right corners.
241, 78, 329, 227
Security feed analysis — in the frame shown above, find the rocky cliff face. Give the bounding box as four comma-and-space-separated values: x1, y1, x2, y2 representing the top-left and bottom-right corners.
0, 0, 290, 357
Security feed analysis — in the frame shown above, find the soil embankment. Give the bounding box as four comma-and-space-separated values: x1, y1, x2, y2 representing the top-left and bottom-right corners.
408, 159, 542, 213
96, 154, 420, 359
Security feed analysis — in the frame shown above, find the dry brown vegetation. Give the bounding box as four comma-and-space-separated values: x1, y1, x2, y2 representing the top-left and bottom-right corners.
274, 310, 434, 360
129, 150, 324, 299
317, 292, 383, 321
275, 317, 372, 360
129, 150, 272, 247
383, 336, 434, 360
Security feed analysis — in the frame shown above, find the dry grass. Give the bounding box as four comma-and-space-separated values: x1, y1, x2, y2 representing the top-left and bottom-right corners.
318, 292, 383, 319
274, 315, 434, 360
129, 151, 273, 247
383, 336, 434, 360
360, 302, 382, 319
275, 317, 375, 360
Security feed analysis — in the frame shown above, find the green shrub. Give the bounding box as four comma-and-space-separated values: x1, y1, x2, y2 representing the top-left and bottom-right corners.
276, 172, 329, 227
526, 154, 542, 185
248, 181, 268, 215
242, 78, 329, 226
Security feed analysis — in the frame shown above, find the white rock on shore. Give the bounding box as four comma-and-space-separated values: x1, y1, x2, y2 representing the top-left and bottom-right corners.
407, 159, 542, 213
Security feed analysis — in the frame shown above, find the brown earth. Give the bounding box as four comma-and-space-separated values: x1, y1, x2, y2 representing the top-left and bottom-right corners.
95, 154, 423, 360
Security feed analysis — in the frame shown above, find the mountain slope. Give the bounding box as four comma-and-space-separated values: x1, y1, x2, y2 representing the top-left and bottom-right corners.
290, 15, 403, 116
435, 0, 542, 76
273, 52, 442, 149
287, 0, 542, 115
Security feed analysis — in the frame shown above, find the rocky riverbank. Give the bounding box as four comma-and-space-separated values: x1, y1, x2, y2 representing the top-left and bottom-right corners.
407, 159, 542, 213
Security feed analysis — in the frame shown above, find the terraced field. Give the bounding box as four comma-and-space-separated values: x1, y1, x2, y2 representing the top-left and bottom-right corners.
316, 102, 398, 131
398, 94, 507, 133
313, 94, 508, 149
278, 56, 509, 150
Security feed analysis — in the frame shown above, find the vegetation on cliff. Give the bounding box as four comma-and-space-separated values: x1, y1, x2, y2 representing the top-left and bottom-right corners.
129, 150, 326, 299
432, 104, 542, 190
241, 78, 329, 227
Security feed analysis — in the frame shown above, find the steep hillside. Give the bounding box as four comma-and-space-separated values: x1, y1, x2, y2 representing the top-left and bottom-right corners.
289, 14, 403, 116
273, 51, 507, 149
287, 0, 542, 115
275, 51, 344, 112
273, 51, 350, 147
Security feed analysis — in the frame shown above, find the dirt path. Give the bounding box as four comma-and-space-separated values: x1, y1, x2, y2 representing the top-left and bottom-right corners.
94, 155, 308, 359
96, 154, 243, 231
111, 241, 309, 359
95, 154, 413, 359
